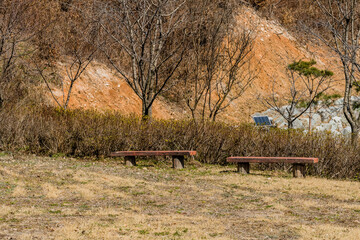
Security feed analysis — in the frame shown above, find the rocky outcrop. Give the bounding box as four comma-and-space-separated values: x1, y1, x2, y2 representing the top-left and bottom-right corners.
253, 97, 360, 135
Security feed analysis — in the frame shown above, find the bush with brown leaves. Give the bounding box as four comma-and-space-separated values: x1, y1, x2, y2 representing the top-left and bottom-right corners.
0, 106, 359, 179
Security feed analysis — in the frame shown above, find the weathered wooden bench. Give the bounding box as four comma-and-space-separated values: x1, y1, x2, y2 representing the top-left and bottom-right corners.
110, 151, 197, 169
227, 157, 319, 178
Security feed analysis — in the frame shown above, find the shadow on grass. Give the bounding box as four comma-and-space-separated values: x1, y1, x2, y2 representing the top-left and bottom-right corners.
219, 170, 238, 173
219, 169, 292, 178
136, 164, 156, 168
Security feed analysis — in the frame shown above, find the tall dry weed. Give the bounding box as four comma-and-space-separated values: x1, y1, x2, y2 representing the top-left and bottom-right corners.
0, 106, 359, 179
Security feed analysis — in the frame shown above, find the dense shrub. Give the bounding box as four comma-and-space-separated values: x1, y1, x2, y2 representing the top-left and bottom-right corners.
0, 106, 359, 179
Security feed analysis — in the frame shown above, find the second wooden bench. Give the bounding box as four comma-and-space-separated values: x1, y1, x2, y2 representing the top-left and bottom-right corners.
227, 156, 319, 178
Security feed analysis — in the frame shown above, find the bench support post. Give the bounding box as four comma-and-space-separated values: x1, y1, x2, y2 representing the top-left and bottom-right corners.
237, 162, 250, 174
293, 163, 305, 178
124, 156, 136, 166
172, 156, 184, 169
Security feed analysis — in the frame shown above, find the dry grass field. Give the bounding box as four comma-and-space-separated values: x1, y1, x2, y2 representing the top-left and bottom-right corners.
1, 153, 360, 240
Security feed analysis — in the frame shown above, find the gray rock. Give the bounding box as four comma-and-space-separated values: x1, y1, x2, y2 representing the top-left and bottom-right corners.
329, 106, 341, 114
350, 96, 360, 102
293, 119, 304, 129
329, 116, 343, 132
279, 105, 290, 112
342, 126, 352, 135
331, 130, 341, 135
315, 125, 326, 132
268, 117, 274, 124
332, 116, 343, 124
340, 115, 349, 125
354, 110, 360, 119
334, 98, 343, 106
315, 123, 332, 132
301, 118, 309, 129
274, 117, 285, 126
311, 113, 322, 127
322, 123, 333, 131
280, 105, 300, 118
298, 114, 322, 130
331, 124, 339, 133
317, 109, 331, 122
256, 98, 360, 136
262, 109, 277, 117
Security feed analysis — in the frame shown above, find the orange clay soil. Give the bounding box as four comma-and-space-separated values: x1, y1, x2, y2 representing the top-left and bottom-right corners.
46, 7, 344, 123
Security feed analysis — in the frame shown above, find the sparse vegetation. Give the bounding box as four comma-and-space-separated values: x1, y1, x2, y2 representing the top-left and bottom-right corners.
1, 155, 360, 239
315, 92, 342, 107
246, 0, 326, 40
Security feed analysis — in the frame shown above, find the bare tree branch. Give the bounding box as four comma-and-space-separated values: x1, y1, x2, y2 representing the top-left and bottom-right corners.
314, 0, 360, 143
99, 0, 187, 119
259, 60, 334, 129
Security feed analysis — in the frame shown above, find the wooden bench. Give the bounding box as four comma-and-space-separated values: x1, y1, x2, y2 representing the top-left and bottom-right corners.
227, 157, 319, 178
110, 151, 197, 169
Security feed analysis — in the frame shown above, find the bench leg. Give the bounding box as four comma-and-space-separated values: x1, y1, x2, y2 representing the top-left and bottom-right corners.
124, 156, 136, 166
293, 163, 305, 178
172, 156, 184, 169
237, 162, 250, 174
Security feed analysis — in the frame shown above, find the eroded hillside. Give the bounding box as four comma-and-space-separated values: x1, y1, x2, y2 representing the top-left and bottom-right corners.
48, 7, 343, 122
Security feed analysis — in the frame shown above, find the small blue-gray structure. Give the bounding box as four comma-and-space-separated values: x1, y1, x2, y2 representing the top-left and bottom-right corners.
253, 116, 273, 126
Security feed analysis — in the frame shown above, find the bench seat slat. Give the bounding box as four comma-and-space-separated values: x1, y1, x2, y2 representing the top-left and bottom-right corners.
227, 157, 318, 164
110, 151, 196, 157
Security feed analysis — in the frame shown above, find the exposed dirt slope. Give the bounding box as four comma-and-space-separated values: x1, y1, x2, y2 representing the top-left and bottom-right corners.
51, 61, 185, 120
48, 7, 343, 122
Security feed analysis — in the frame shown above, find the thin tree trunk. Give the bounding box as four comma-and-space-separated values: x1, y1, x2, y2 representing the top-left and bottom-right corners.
309, 104, 312, 134
64, 81, 76, 111
288, 120, 293, 129
210, 108, 219, 122
342, 65, 359, 145
190, 108, 196, 121
350, 125, 359, 145
142, 101, 152, 120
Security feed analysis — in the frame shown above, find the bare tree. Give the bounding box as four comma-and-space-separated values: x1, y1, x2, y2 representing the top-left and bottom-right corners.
261, 60, 333, 129
183, 2, 256, 122
183, 42, 208, 121
98, 0, 187, 119
206, 29, 256, 121
35, 1, 98, 111
183, 1, 227, 121
0, 0, 35, 108
36, 47, 96, 110
314, 0, 360, 143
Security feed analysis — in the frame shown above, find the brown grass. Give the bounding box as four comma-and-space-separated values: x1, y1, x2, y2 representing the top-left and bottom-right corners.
0, 153, 360, 239
1, 107, 360, 179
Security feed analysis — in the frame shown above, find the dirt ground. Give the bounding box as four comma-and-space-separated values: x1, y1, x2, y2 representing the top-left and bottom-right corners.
1, 153, 360, 239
